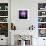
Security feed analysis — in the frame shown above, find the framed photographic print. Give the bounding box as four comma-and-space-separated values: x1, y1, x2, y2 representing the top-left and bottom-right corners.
18, 9, 29, 20
38, 29, 46, 37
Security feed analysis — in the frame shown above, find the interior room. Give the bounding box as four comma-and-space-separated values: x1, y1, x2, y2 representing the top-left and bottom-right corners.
0, 0, 46, 46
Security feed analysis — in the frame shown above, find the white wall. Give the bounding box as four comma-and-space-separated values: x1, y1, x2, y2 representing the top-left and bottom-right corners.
11, 0, 46, 46
11, 0, 46, 29
11, 0, 38, 45
11, 0, 38, 30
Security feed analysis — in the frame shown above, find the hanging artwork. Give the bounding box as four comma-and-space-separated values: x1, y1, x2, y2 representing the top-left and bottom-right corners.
19, 10, 28, 19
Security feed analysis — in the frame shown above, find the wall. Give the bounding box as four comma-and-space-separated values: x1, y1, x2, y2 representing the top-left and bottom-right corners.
11, 0, 46, 30
11, 0, 38, 45
11, 0, 46, 46
11, 0, 38, 30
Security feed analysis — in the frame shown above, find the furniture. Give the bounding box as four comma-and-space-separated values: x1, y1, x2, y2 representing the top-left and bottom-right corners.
0, 0, 11, 45
15, 35, 32, 46
38, 3, 46, 37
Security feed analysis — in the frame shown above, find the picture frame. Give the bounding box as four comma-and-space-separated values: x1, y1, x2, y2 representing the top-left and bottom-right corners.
18, 9, 29, 20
